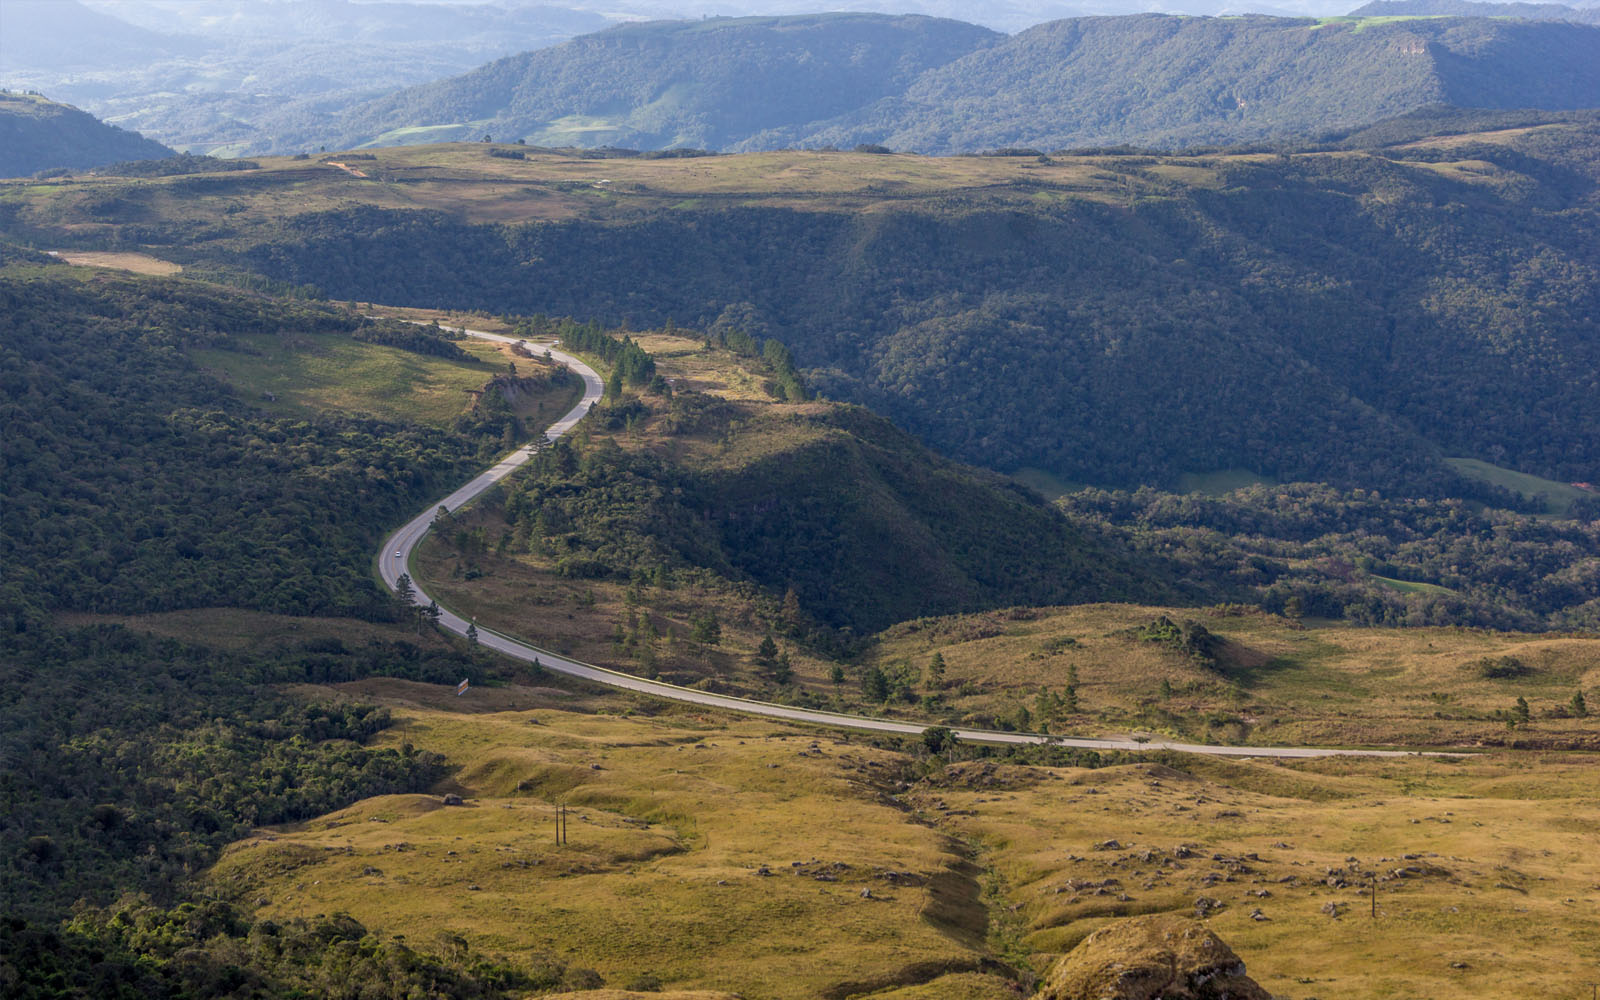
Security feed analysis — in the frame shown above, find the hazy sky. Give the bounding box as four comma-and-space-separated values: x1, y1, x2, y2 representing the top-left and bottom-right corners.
79, 0, 1372, 37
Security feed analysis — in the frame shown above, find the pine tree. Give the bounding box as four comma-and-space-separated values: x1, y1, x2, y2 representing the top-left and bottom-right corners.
1572, 689, 1589, 718
771, 651, 793, 686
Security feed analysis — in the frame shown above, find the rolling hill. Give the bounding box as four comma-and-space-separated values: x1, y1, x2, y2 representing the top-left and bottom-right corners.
304, 12, 1600, 154
0, 92, 175, 178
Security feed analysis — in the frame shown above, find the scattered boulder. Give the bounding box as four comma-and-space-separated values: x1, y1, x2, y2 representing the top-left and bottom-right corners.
1036, 914, 1271, 1000
442, 793, 464, 806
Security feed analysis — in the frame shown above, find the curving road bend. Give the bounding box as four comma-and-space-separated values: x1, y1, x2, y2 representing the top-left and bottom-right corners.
380, 327, 1456, 760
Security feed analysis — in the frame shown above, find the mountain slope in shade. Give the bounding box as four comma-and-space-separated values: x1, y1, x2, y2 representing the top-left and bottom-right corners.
0, 93, 175, 177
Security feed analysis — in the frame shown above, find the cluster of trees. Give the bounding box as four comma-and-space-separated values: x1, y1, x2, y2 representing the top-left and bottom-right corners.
350, 318, 472, 360
706, 310, 809, 401
99, 152, 259, 177
513, 315, 654, 394
2, 898, 578, 999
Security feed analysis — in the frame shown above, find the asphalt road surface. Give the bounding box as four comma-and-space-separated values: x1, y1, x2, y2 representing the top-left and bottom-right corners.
380, 326, 1455, 760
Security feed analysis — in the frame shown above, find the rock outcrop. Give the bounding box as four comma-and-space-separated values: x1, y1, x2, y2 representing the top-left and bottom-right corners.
1037, 913, 1270, 1000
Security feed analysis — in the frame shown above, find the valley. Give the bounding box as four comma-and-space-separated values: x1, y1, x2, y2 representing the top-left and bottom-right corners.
4, 66, 1600, 1000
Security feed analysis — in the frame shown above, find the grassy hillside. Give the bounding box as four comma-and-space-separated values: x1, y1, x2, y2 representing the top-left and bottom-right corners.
864, 602, 1600, 748
204, 679, 1600, 1000
0, 91, 174, 178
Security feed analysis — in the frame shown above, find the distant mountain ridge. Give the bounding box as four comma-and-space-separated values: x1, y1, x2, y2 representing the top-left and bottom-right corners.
313, 14, 1001, 152
1349, 0, 1600, 22
303, 11, 1600, 154
0, 93, 175, 178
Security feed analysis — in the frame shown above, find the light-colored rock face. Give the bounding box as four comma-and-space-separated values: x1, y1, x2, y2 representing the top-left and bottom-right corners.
1037, 913, 1271, 1000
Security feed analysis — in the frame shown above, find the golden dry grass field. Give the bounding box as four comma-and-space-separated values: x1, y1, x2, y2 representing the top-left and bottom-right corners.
866, 604, 1600, 749
911, 752, 1600, 999
211, 694, 1004, 999
207, 682, 1600, 999
0, 138, 1510, 238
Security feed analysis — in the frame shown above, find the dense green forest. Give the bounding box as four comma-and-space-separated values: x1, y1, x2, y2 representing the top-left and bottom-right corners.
0, 264, 502, 628
186, 117, 1600, 498
297, 13, 1600, 155
1062, 482, 1600, 631
0, 92, 174, 179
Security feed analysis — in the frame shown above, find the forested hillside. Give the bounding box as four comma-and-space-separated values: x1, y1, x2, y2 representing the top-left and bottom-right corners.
501, 393, 1173, 636
0, 265, 499, 627
0, 92, 174, 178
87, 117, 1590, 499
0, 259, 557, 994
303, 12, 1600, 154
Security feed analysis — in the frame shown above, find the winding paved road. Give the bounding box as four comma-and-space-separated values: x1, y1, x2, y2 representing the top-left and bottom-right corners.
380, 326, 1456, 760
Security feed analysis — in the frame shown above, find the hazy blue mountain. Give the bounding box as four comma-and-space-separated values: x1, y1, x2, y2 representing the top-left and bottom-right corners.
312, 13, 1002, 151
0, 0, 203, 71
0, 92, 175, 177
304, 12, 1600, 154
0, 0, 610, 156
1348, 0, 1600, 21
805, 14, 1600, 152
